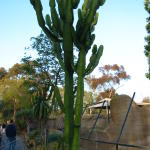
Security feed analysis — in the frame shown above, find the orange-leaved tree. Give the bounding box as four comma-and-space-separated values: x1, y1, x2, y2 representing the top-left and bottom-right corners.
87, 64, 130, 101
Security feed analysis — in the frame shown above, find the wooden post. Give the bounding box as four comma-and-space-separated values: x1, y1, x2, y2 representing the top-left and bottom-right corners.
88, 101, 105, 139
13, 97, 16, 122
106, 100, 109, 122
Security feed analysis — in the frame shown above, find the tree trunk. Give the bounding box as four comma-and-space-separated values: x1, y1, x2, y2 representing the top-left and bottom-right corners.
40, 120, 44, 150
26, 121, 30, 135
13, 97, 16, 122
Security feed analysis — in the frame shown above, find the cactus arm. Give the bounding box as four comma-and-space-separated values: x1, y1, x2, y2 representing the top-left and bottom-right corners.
56, 0, 65, 19
55, 0, 65, 37
45, 14, 53, 30
76, 9, 87, 38
54, 86, 65, 113
82, 0, 88, 11
80, 0, 98, 41
72, 0, 80, 9
71, 26, 83, 50
145, 0, 150, 13
49, 0, 63, 37
71, 62, 76, 73
91, 12, 99, 30
53, 43, 65, 70
30, 0, 45, 27
43, 27, 62, 42
85, 34, 95, 52
76, 1, 97, 43
85, 45, 103, 75
80, 0, 105, 42
30, 0, 62, 42
97, 0, 106, 8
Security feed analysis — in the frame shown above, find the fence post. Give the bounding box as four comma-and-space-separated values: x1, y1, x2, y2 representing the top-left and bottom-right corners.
106, 100, 110, 122
82, 105, 88, 117
88, 101, 105, 139
115, 92, 136, 150
116, 144, 118, 150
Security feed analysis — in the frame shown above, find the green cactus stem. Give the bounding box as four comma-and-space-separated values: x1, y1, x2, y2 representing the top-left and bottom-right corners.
72, 49, 85, 150
45, 14, 52, 30
72, 0, 80, 9
30, 0, 62, 42
50, 0, 63, 36
85, 45, 103, 75
54, 86, 65, 113
53, 43, 65, 70
56, 0, 65, 19
30, 0, 105, 149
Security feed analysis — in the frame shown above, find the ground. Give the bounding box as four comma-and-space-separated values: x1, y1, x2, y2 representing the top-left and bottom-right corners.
1, 133, 27, 150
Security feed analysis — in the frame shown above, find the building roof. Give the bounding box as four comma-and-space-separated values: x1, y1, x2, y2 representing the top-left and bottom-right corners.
88, 98, 111, 108
136, 102, 150, 106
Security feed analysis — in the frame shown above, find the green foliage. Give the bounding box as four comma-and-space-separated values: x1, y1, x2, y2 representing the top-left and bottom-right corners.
16, 117, 26, 130
1, 107, 13, 120
48, 133, 64, 150
28, 129, 41, 147
29, 129, 40, 140
144, 0, 150, 79
22, 33, 65, 114
0, 67, 7, 80
54, 86, 65, 113
33, 94, 50, 120
27, 129, 64, 150
23, 33, 64, 86
15, 109, 34, 129
83, 91, 93, 106
0, 65, 33, 120
87, 64, 130, 100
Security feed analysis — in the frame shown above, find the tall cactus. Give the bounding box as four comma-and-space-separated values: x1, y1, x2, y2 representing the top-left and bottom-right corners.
30, 0, 105, 149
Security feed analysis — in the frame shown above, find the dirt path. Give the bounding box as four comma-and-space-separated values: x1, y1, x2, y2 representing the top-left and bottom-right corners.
1, 133, 27, 150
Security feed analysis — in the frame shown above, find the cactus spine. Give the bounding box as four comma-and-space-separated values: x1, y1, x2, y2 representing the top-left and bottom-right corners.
30, 0, 105, 149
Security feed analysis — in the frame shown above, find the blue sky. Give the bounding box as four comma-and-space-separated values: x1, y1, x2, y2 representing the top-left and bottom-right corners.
0, 0, 150, 101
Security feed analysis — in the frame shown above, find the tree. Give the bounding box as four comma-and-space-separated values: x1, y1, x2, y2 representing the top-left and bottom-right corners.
142, 96, 150, 103
144, 0, 150, 79
22, 32, 65, 114
24, 32, 64, 85
87, 64, 130, 101
0, 64, 32, 120
83, 91, 93, 106
30, 0, 105, 149
0, 67, 7, 80
15, 108, 34, 134
22, 33, 66, 148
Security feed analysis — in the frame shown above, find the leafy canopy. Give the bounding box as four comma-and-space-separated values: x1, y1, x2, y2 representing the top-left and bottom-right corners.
87, 64, 130, 100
